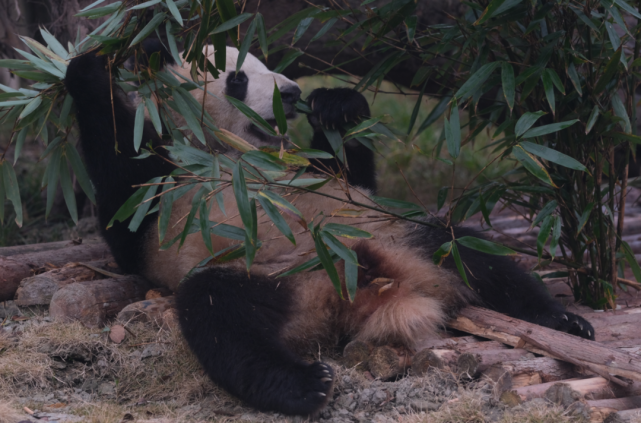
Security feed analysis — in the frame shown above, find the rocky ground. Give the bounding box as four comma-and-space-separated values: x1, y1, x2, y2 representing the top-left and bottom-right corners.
0, 302, 607, 423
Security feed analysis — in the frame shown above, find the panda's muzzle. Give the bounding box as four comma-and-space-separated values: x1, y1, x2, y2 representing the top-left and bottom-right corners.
280, 84, 302, 106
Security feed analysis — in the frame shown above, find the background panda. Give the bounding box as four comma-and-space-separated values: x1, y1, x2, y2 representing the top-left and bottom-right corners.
64, 45, 595, 417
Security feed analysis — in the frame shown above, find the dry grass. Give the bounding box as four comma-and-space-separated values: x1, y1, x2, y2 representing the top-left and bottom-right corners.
0, 401, 26, 423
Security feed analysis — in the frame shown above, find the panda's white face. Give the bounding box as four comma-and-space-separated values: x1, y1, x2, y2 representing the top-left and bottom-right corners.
172, 46, 301, 150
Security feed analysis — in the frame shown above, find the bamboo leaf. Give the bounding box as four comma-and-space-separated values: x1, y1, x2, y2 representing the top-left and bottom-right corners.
566, 62, 582, 97
242, 150, 286, 171
225, 95, 277, 136
520, 141, 587, 172
321, 231, 358, 265
257, 193, 295, 244
18, 96, 42, 120
59, 157, 78, 224
612, 93, 631, 134
416, 95, 451, 135
158, 177, 175, 243
165, 0, 183, 26
451, 242, 469, 287
237, 17, 257, 72
622, 240, 641, 283
537, 215, 554, 259
257, 190, 307, 230
323, 223, 373, 239
199, 199, 214, 256
130, 12, 166, 46
550, 215, 562, 258
454, 62, 500, 101
233, 162, 254, 240
211, 13, 253, 34
515, 111, 546, 138
456, 236, 515, 255
345, 256, 357, 302
134, 102, 145, 152
1, 161, 22, 227
522, 120, 579, 138
512, 145, 557, 187
541, 70, 555, 114
172, 88, 206, 143
594, 47, 622, 95
446, 98, 461, 158
586, 106, 599, 134
432, 241, 452, 266
531, 200, 558, 228
314, 229, 343, 299
144, 97, 162, 136
255, 13, 268, 60
576, 202, 594, 236
501, 61, 515, 113
128, 178, 162, 232
272, 82, 287, 135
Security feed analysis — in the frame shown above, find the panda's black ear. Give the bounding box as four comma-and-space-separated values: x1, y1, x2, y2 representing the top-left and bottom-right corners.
225, 71, 249, 102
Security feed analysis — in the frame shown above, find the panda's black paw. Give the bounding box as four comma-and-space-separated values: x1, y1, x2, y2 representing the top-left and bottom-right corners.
279, 361, 334, 416
307, 87, 370, 130
534, 312, 595, 340
65, 51, 110, 99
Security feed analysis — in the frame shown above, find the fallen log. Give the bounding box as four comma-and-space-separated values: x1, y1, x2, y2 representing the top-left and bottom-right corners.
116, 296, 176, 324
578, 312, 641, 343
0, 241, 111, 301
14, 260, 118, 306
588, 396, 641, 411
615, 408, 641, 421
514, 377, 641, 402
448, 306, 641, 383
49, 276, 152, 327
487, 357, 578, 388
0, 238, 104, 257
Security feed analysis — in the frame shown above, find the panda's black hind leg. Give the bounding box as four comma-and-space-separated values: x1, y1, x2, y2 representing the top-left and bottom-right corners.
176, 267, 334, 416
530, 311, 594, 340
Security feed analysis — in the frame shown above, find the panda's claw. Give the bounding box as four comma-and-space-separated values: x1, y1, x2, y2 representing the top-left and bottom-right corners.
562, 314, 568, 321
533, 311, 594, 340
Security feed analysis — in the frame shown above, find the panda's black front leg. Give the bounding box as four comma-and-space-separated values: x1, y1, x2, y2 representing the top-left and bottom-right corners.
306, 88, 377, 192
176, 267, 334, 416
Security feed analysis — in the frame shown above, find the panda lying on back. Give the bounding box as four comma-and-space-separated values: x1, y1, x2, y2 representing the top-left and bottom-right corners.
64, 45, 594, 416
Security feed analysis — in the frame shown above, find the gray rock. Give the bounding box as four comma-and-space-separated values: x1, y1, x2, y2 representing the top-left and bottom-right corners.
409, 399, 440, 412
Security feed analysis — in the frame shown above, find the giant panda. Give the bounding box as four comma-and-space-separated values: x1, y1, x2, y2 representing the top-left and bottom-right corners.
63, 45, 594, 417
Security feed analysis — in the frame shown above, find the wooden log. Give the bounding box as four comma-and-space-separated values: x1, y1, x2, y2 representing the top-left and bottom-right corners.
0, 242, 111, 301
448, 306, 641, 383
615, 408, 641, 421
417, 336, 508, 351
411, 348, 531, 377
486, 357, 578, 388
116, 296, 176, 324
0, 238, 104, 257
578, 312, 641, 343
588, 396, 641, 411
14, 260, 118, 306
49, 276, 152, 327
514, 377, 641, 402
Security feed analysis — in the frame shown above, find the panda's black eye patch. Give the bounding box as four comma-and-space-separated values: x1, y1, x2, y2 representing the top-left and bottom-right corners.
225, 71, 248, 102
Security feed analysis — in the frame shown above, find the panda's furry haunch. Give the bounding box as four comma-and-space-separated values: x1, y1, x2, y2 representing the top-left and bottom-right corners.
64, 45, 594, 416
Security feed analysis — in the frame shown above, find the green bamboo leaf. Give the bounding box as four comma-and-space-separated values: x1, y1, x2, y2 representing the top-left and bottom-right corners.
255, 13, 268, 60
225, 95, 277, 136
0, 59, 34, 71
65, 142, 95, 205
13, 127, 28, 165
18, 96, 42, 120
233, 162, 254, 238
549, 215, 561, 258
432, 241, 452, 266
310, 17, 337, 42
165, 0, 183, 26
0, 99, 31, 108
456, 236, 515, 255
612, 93, 631, 133
520, 141, 587, 172
107, 185, 146, 228
446, 98, 460, 158
454, 62, 500, 101
531, 200, 558, 228
522, 119, 579, 138
321, 231, 358, 265
614, 0, 641, 19
512, 145, 557, 187
541, 70, 555, 114
576, 202, 594, 236
44, 147, 62, 219
416, 95, 451, 136
158, 177, 175, 243
59, 157, 78, 224
243, 198, 259, 269
237, 17, 257, 73
272, 82, 287, 135
178, 186, 206, 250
257, 190, 307, 230
129, 177, 161, 232
243, 150, 286, 171
59, 94, 73, 125
566, 62, 582, 97
257, 193, 295, 244
130, 12, 166, 46
1, 161, 22, 227
586, 106, 599, 134
199, 199, 214, 256
537, 215, 554, 259
437, 187, 449, 211
322, 223, 372, 239
211, 13, 253, 34
622, 240, 641, 283
134, 102, 145, 152
130, 0, 161, 10
451, 242, 469, 287
594, 47, 622, 95
143, 97, 162, 136
501, 61, 515, 113
515, 111, 546, 138
322, 128, 343, 160
474, 0, 507, 24
75, 1, 121, 17
39, 28, 69, 60
345, 256, 357, 302
292, 17, 314, 44
165, 21, 182, 64
314, 229, 343, 299
172, 88, 206, 143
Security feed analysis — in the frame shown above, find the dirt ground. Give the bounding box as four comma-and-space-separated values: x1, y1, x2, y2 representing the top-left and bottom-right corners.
0, 301, 607, 423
